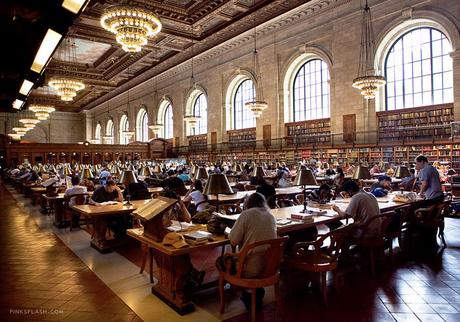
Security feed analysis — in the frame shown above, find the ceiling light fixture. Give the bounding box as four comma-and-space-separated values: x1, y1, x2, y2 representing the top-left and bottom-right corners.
31, 29, 62, 74
62, 0, 88, 14
48, 37, 85, 101
12, 99, 24, 110
19, 80, 34, 96
352, 0, 386, 99
29, 105, 55, 120
244, 0, 268, 118
12, 127, 30, 136
19, 119, 40, 129
8, 134, 22, 140
100, 5, 162, 52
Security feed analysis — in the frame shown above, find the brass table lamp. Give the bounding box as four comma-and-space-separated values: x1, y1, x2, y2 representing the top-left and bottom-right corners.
293, 169, 318, 213
203, 173, 233, 211
119, 169, 138, 205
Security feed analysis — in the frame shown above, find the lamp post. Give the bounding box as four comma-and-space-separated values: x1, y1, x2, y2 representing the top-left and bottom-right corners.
293, 169, 318, 213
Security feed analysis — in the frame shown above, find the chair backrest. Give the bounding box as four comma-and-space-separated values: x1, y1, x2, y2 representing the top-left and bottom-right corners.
64, 193, 89, 207
274, 194, 295, 208
318, 224, 353, 261
357, 212, 392, 241
235, 236, 289, 279
415, 200, 450, 226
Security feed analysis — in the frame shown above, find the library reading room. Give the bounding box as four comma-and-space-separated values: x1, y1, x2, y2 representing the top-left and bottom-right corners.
2, 0, 460, 321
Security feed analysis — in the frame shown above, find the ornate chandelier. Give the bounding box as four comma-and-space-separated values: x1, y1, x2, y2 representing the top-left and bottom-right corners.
244, 2, 268, 118
352, 0, 386, 99
12, 127, 30, 136
244, 100, 268, 118
48, 37, 85, 101
29, 105, 56, 120
48, 78, 85, 101
100, 5, 162, 52
19, 118, 40, 129
149, 124, 163, 135
184, 115, 200, 127
8, 133, 22, 140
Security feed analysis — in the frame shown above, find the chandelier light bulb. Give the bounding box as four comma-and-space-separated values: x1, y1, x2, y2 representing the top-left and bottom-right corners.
19, 118, 40, 129
101, 6, 162, 52
48, 78, 85, 102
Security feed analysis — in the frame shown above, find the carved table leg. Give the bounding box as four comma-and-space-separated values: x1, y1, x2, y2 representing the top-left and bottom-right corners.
90, 216, 111, 253
151, 250, 195, 315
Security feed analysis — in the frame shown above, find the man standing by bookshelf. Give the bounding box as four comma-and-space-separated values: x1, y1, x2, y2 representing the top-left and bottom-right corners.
415, 155, 444, 207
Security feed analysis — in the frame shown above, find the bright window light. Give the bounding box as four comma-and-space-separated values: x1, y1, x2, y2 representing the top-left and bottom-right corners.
31, 29, 62, 74
12, 99, 24, 110
62, 0, 87, 14
19, 80, 34, 96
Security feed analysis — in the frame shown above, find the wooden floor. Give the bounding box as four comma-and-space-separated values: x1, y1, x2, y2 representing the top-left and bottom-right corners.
0, 183, 141, 322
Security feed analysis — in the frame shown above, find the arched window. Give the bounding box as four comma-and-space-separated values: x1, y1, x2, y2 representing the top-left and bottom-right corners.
233, 79, 256, 130
292, 59, 330, 121
136, 108, 149, 142
163, 104, 173, 139
105, 119, 114, 144
95, 123, 101, 144
119, 115, 130, 144
384, 27, 453, 110
192, 93, 207, 135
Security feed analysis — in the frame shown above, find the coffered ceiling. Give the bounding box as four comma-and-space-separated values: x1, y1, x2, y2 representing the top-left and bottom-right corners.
23, 0, 313, 112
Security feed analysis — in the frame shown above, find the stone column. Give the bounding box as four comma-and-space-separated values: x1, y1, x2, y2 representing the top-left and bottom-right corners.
83, 111, 94, 142
451, 50, 460, 121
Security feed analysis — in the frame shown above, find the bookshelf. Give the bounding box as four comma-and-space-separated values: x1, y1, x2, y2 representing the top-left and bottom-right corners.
188, 134, 207, 152
285, 118, 331, 147
227, 128, 256, 149
377, 104, 453, 143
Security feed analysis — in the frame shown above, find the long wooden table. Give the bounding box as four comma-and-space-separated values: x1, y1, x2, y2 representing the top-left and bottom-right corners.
72, 199, 151, 253
127, 193, 413, 314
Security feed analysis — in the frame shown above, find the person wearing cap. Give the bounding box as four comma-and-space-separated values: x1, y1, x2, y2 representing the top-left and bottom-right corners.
223, 192, 277, 310
415, 154, 444, 207
332, 180, 381, 239
370, 175, 392, 197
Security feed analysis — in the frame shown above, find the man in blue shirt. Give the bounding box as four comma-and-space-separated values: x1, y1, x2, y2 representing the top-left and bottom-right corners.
415, 155, 444, 207
177, 169, 191, 182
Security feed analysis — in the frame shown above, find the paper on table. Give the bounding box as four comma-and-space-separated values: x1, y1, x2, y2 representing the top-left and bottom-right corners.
167, 220, 194, 232
100, 201, 118, 205
214, 212, 240, 221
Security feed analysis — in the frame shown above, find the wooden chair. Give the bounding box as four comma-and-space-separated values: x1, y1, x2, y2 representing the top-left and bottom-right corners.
383, 205, 410, 262
413, 200, 450, 248
294, 193, 304, 206
289, 225, 352, 303
63, 193, 91, 232
352, 213, 392, 275
218, 236, 289, 322
274, 194, 296, 208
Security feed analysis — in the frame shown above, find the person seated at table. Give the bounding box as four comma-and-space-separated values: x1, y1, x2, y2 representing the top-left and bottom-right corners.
399, 168, 416, 191
276, 166, 292, 188
332, 180, 381, 239
219, 192, 277, 311
370, 175, 392, 197
123, 180, 150, 200
333, 168, 345, 193
99, 166, 111, 185
183, 180, 208, 213
64, 176, 88, 227
256, 177, 276, 201
81, 178, 95, 191
177, 169, 191, 183
89, 180, 128, 239
240, 164, 251, 181
369, 164, 381, 176
307, 184, 333, 203
65, 176, 88, 206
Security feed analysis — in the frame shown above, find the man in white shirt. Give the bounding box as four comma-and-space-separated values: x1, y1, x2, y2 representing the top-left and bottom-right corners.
64, 176, 87, 207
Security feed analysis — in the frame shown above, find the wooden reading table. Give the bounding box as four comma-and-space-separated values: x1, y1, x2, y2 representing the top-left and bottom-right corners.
72, 199, 151, 253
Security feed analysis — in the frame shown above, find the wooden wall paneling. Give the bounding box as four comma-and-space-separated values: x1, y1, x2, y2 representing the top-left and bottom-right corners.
343, 114, 356, 144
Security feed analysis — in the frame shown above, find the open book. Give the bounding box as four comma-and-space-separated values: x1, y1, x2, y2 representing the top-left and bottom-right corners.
100, 201, 119, 205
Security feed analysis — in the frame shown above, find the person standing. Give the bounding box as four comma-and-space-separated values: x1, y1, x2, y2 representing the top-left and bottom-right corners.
415, 155, 444, 207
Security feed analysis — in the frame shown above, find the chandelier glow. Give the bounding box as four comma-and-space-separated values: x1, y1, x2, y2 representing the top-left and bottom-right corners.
19, 118, 40, 129
8, 133, 22, 140
101, 6, 162, 52
352, 75, 386, 99
48, 78, 85, 101
12, 127, 30, 136
245, 100, 268, 118
29, 105, 56, 120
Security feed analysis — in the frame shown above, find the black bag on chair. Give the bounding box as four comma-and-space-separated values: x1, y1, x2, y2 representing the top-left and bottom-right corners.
207, 214, 231, 235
